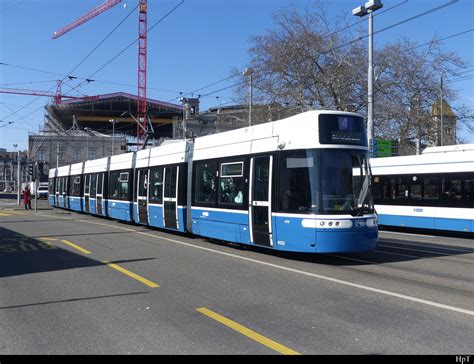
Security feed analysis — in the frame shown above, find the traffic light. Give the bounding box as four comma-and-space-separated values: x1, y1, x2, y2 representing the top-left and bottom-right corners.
28, 164, 34, 177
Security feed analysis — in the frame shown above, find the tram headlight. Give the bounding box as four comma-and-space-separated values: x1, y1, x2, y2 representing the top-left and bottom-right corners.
366, 218, 377, 228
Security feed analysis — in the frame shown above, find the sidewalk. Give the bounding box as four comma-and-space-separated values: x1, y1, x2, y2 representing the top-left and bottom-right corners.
0, 198, 53, 210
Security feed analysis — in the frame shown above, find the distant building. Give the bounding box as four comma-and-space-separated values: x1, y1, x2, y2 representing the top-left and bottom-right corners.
28, 130, 127, 173
0, 149, 27, 191
430, 98, 457, 147
27, 92, 183, 175
173, 98, 298, 138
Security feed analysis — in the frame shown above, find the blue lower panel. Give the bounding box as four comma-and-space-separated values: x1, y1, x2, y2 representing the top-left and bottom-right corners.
89, 198, 97, 215
274, 216, 316, 253
88, 198, 107, 217
191, 208, 249, 244
134, 205, 186, 232
68, 197, 82, 212
315, 230, 378, 253
194, 219, 246, 243
435, 217, 472, 233
48, 195, 55, 207
379, 214, 434, 229
107, 200, 133, 222
380, 214, 471, 233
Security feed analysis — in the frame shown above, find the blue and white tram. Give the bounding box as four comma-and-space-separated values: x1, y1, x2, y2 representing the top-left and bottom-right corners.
371, 144, 474, 233
48, 110, 378, 253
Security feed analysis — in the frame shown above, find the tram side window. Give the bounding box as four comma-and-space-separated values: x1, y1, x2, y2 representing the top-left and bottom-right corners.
84, 175, 90, 195
109, 171, 131, 200
149, 167, 163, 204
423, 177, 440, 203
49, 178, 55, 194
466, 178, 474, 205
441, 177, 464, 207
194, 160, 217, 205
278, 151, 317, 213
218, 162, 245, 207
70, 176, 81, 197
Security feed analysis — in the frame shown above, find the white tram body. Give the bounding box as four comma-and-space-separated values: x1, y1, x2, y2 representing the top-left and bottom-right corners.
49, 110, 378, 253
370, 144, 474, 233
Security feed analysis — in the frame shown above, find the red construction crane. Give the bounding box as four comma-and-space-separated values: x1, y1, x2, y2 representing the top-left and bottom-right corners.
52, 0, 148, 150
0, 80, 99, 104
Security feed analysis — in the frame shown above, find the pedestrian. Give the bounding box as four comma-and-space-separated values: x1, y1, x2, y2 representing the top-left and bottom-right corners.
23, 186, 32, 210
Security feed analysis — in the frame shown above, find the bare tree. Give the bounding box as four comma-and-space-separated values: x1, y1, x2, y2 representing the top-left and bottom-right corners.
233, 1, 473, 150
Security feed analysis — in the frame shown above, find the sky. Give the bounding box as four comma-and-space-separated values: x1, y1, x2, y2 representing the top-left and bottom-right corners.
0, 0, 473, 151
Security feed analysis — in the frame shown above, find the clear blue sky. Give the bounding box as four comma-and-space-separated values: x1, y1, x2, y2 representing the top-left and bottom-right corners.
1, 0, 473, 150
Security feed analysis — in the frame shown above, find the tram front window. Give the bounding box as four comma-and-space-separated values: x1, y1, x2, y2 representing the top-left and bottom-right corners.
278, 149, 373, 215
320, 149, 373, 215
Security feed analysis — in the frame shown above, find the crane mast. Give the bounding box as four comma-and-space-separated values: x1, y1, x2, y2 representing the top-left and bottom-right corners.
52, 0, 148, 150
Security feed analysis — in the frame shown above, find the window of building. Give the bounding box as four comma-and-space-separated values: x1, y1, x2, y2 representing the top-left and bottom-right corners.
37, 150, 45, 161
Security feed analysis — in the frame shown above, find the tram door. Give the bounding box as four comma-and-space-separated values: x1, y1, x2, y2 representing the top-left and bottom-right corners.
84, 174, 90, 213
249, 156, 273, 247
96, 173, 104, 215
54, 178, 59, 207
137, 169, 149, 224
163, 166, 178, 229
62, 177, 68, 208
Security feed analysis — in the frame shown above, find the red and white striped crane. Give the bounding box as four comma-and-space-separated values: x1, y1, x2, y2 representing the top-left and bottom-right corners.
0, 80, 99, 104
52, 0, 148, 149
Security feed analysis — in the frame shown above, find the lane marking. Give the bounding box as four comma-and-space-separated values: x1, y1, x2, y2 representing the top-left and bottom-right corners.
36, 212, 474, 316
379, 241, 474, 254
60, 239, 92, 255
40, 237, 59, 241
103, 261, 159, 288
196, 307, 300, 355
381, 231, 436, 238
0, 213, 11, 216
3, 210, 26, 215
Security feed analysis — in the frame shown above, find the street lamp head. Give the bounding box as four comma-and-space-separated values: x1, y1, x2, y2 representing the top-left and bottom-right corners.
365, 0, 383, 12
242, 67, 254, 76
352, 5, 368, 16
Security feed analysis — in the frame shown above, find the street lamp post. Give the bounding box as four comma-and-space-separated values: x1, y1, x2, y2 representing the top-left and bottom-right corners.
13, 144, 20, 205
242, 68, 254, 127
353, 0, 383, 155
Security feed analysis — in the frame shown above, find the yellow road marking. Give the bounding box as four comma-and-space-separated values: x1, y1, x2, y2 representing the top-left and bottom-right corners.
103, 261, 159, 288
0, 213, 11, 216
196, 307, 300, 355
4, 210, 25, 215
60, 239, 92, 255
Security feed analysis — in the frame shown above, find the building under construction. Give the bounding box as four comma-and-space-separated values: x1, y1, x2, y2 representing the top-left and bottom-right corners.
28, 92, 184, 172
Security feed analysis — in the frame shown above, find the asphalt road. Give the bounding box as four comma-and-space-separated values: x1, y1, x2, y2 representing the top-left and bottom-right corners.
0, 202, 472, 355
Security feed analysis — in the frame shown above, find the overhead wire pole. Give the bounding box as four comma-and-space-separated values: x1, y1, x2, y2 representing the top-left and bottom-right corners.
137, 0, 148, 150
